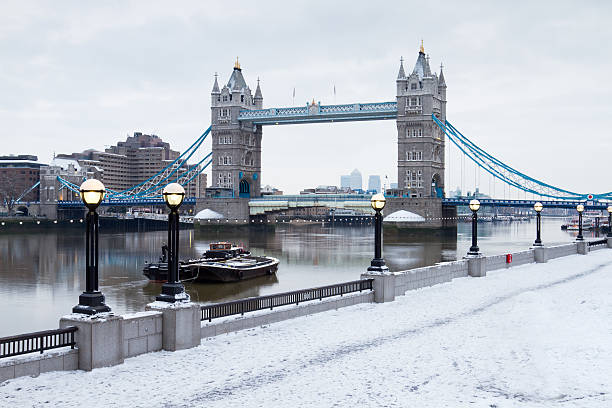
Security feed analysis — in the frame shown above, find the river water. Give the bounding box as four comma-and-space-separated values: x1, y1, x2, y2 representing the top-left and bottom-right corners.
0, 218, 599, 336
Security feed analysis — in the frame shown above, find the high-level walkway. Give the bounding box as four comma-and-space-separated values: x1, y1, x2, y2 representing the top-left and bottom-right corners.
3, 251, 612, 407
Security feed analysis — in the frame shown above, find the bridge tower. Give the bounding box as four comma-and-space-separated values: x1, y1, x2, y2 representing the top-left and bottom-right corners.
396, 42, 447, 198
211, 58, 262, 198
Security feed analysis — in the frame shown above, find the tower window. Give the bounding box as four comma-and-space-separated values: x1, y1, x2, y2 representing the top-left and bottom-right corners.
411, 83, 417, 90
222, 95, 228, 102
241, 95, 244, 102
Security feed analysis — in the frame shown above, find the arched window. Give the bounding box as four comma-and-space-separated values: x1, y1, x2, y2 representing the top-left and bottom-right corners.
239, 179, 250, 197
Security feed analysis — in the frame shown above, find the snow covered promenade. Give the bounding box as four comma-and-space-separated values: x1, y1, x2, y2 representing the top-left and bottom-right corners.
2, 250, 612, 408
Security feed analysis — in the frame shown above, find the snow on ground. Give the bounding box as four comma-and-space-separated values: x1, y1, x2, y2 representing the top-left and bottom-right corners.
2, 250, 612, 408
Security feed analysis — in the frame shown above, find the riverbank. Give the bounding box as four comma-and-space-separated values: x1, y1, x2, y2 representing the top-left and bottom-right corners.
3, 249, 611, 407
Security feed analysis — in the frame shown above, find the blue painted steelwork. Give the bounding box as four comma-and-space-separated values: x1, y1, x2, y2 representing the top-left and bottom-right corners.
432, 115, 612, 201
250, 194, 374, 202
109, 126, 212, 198
443, 198, 609, 210
58, 197, 197, 208
252, 194, 608, 210
15, 181, 40, 202
238, 102, 398, 125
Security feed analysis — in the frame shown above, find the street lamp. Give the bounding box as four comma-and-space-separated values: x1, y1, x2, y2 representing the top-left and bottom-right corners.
467, 199, 481, 255
72, 179, 111, 315
156, 183, 188, 302
576, 204, 584, 241
607, 205, 612, 238
533, 202, 543, 246
367, 193, 389, 273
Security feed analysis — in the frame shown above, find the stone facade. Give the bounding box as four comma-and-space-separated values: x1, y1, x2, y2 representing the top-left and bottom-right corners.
211, 59, 262, 199
396, 44, 447, 198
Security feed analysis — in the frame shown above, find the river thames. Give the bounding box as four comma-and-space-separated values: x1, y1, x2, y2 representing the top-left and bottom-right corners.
0, 218, 596, 336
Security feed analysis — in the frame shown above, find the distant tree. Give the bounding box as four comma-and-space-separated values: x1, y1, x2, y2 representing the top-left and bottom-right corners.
0, 172, 21, 215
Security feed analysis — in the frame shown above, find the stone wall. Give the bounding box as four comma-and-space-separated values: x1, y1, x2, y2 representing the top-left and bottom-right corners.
546, 243, 578, 259
0, 348, 78, 383
122, 311, 163, 359
394, 260, 467, 295
194, 197, 250, 221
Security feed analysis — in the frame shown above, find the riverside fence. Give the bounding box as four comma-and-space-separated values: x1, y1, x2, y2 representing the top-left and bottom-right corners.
0, 327, 77, 359
201, 279, 374, 322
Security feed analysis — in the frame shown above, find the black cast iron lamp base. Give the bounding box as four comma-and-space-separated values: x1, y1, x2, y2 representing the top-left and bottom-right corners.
576, 204, 584, 242
367, 193, 389, 273
157, 183, 189, 302
533, 202, 543, 247
72, 179, 111, 315
467, 199, 481, 256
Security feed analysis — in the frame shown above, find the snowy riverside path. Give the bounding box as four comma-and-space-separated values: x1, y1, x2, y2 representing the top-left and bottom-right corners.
2, 250, 612, 407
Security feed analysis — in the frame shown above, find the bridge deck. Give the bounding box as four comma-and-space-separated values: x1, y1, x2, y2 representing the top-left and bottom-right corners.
238, 102, 398, 125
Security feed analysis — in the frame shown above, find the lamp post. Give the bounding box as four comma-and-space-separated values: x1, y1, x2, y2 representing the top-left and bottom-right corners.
156, 183, 188, 302
607, 205, 612, 238
533, 202, 543, 246
467, 199, 481, 255
72, 179, 111, 315
367, 193, 389, 273
576, 204, 584, 241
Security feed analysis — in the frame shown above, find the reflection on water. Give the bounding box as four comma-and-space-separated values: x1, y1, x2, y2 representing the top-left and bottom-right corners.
0, 218, 596, 336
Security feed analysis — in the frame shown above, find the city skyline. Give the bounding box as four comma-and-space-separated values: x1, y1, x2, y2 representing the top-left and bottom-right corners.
1, 1, 611, 196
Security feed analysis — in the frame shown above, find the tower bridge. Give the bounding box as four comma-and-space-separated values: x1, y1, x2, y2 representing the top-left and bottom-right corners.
46, 44, 611, 223
210, 46, 446, 201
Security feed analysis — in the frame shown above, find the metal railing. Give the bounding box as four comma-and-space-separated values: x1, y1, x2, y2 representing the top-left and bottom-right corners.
201, 279, 374, 322
587, 238, 609, 248
0, 326, 77, 359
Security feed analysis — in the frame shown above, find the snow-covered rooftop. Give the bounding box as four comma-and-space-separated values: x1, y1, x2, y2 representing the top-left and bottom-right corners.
383, 209, 426, 222
50, 157, 81, 171
194, 208, 224, 219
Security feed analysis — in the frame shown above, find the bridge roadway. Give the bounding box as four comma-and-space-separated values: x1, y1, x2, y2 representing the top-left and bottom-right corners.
248, 195, 611, 216
54, 196, 610, 212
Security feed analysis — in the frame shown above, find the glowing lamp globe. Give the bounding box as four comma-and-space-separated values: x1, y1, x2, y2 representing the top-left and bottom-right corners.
163, 183, 185, 210
576, 204, 584, 213
370, 193, 386, 211
469, 199, 480, 212
534, 202, 543, 212
79, 179, 105, 210
607, 205, 612, 214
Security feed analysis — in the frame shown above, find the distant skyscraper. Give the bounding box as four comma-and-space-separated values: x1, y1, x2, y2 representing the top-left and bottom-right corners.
349, 169, 362, 190
340, 175, 351, 189
367, 175, 381, 193
340, 169, 362, 191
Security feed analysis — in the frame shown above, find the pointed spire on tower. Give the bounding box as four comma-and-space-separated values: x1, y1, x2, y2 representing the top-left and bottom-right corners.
234, 56, 241, 70
439, 62, 446, 87
419, 39, 425, 54
397, 56, 406, 79
212, 72, 220, 93
254, 77, 263, 99
424, 54, 432, 76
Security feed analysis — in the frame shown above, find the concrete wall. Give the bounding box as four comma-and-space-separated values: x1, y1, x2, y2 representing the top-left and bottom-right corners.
394, 260, 467, 296
122, 311, 163, 359
0, 348, 78, 383
546, 243, 578, 259
390, 243, 589, 298
200, 291, 373, 339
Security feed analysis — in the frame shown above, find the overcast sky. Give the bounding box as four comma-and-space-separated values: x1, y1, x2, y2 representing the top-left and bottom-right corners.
1, 0, 611, 197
